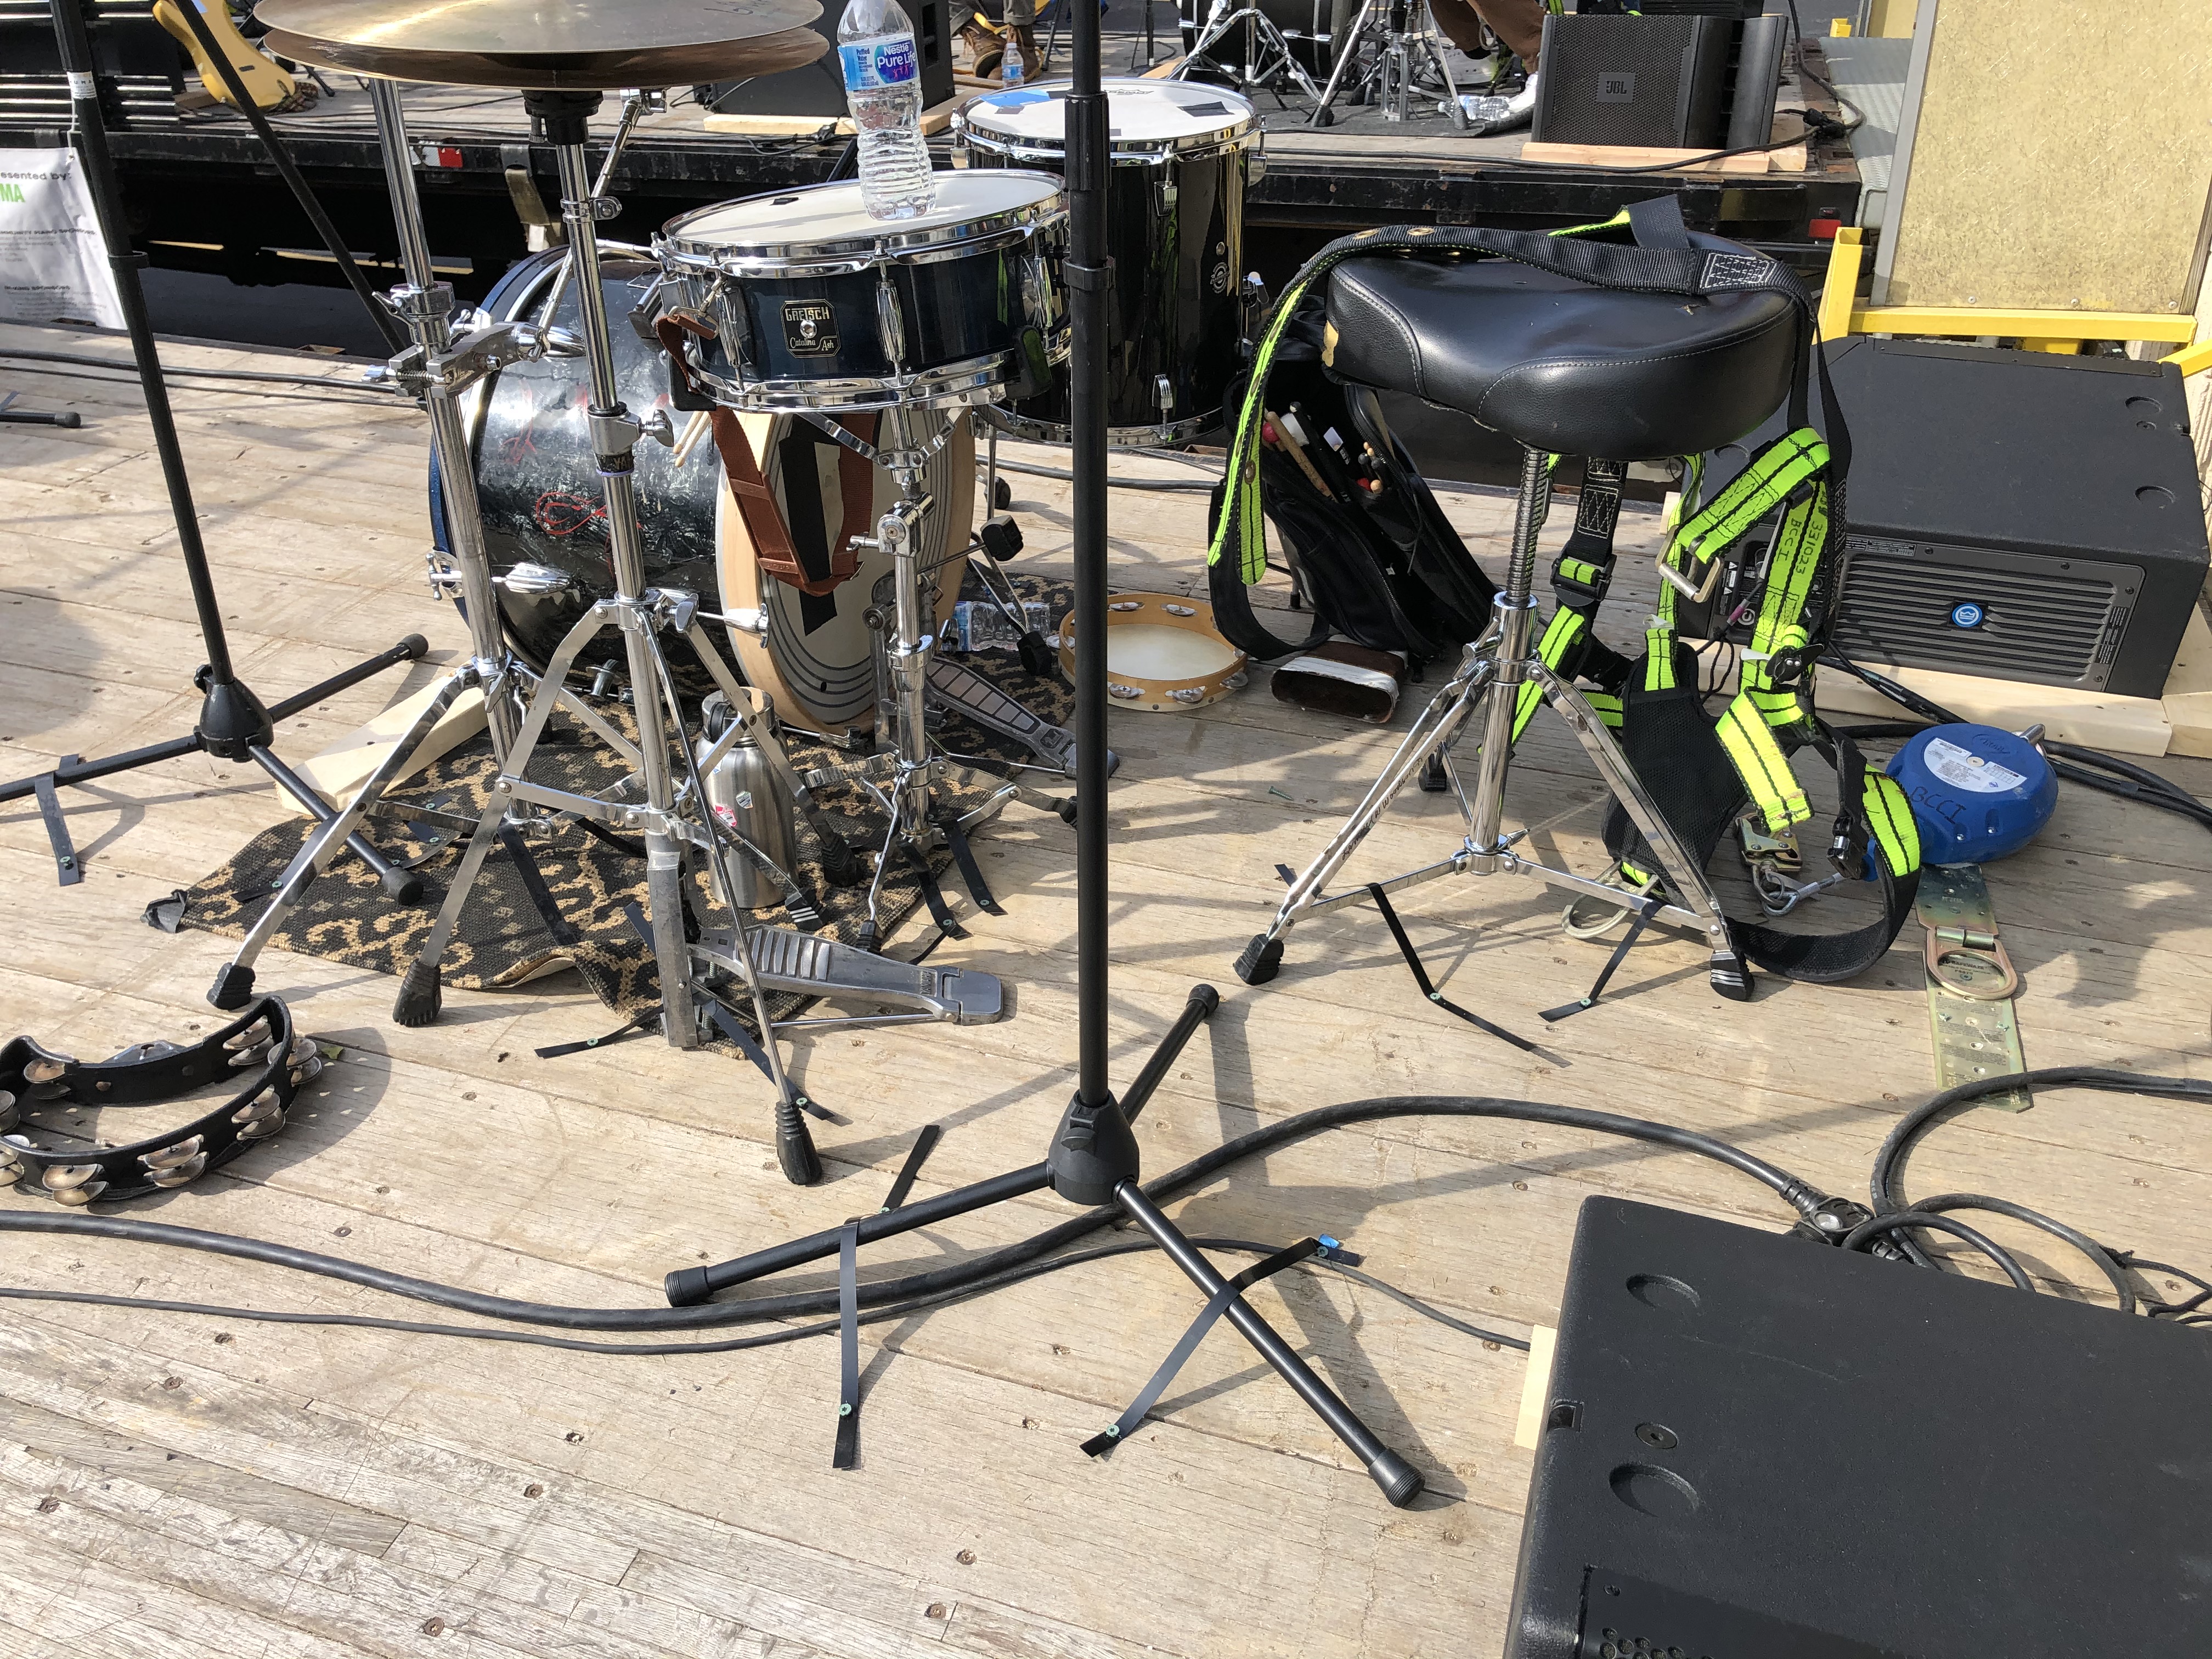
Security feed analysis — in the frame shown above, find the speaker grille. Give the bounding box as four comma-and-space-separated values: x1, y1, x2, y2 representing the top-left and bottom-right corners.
1831, 537, 2136, 692
1532, 15, 1729, 149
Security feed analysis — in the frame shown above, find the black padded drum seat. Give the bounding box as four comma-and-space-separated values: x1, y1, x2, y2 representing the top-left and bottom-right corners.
1325, 241, 1799, 460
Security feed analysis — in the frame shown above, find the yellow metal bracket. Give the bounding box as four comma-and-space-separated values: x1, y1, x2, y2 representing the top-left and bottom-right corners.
1815, 226, 2203, 356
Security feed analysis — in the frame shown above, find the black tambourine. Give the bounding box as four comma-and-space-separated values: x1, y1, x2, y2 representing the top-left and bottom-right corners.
0, 996, 313, 1205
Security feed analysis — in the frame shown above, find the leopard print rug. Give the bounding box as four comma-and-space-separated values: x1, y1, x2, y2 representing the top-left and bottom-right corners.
172, 579, 1073, 1041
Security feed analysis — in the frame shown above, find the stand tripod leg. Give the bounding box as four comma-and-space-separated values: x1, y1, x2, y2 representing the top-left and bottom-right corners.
210, 667, 481, 1009
392, 786, 511, 1028
1307, 0, 1378, 123
1235, 654, 1492, 984
1113, 1181, 1425, 1506
250, 744, 422, 905
1532, 663, 1747, 996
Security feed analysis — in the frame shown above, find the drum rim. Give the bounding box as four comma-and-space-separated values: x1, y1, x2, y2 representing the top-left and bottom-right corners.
954, 77, 1257, 155
658, 173, 1068, 267
982, 404, 1215, 448
687, 332, 1071, 414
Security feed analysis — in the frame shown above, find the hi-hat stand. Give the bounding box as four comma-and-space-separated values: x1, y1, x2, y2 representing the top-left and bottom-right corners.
0, 0, 428, 890
662, 0, 1429, 1505
1307, 0, 1466, 128
1171, 0, 1324, 103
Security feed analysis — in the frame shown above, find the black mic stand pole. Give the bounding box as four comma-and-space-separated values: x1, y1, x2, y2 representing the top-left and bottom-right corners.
663, 0, 1424, 1504
0, 0, 428, 892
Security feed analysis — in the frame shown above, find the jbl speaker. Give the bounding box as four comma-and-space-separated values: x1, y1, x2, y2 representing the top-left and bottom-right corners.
1700, 338, 2209, 700
696, 0, 954, 119
1530, 13, 1732, 149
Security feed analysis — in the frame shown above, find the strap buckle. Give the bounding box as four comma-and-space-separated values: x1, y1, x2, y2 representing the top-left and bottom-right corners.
1548, 552, 1611, 610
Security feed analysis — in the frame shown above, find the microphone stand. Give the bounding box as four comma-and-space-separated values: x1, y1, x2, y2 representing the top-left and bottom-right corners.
663, 0, 1426, 1506
1, 0, 429, 892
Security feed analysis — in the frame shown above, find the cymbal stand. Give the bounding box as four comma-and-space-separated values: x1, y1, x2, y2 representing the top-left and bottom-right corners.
1171, 0, 1323, 103
1307, 0, 1466, 128
206, 76, 603, 1008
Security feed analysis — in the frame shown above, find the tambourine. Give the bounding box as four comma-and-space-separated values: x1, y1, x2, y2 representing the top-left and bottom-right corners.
1056, 591, 1248, 713
0, 995, 314, 1205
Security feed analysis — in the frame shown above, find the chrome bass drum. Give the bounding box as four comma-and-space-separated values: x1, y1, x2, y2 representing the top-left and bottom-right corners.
956, 78, 1257, 446
439, 249, 969, 731
655, 172, 1069, 413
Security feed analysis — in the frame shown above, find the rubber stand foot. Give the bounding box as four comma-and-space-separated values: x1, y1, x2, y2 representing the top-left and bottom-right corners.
207, 962, 256, 1011
1056, 797, 1079, 825
392, 959, 444, 1026
819, 843, 867, 889
1419, 753, 1449, 794
776, 1102, 823, 1186
1018, 631, 1056, 678
1368, 1449, 1425, 1508
992, 477, 1013, 511
1708, 949, 1753, 1002
663, 1265, 712, 1306
1234, 933, 1284, 986
380, 868, 425, 905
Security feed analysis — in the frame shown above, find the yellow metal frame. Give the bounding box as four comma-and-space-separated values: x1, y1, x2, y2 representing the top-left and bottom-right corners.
1816, 225, 2206, 366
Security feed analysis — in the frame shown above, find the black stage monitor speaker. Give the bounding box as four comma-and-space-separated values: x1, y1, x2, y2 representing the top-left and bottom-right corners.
1508, 1198, 2212, 1658
697, 0, 953, 119
1530, 13, 1731, 150
1704, 338, 2208, 699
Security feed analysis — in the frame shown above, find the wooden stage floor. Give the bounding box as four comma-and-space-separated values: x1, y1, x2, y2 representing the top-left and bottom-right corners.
0, 322, 2207, 1658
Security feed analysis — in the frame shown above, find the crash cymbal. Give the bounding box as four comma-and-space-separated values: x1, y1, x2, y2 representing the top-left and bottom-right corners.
255, 0, 826, 91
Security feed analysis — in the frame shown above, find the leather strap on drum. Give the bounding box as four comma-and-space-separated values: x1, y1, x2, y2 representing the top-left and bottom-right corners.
656, 314, 870, 599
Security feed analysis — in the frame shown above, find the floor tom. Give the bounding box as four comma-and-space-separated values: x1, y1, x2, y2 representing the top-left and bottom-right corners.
956, 78, 1256, 447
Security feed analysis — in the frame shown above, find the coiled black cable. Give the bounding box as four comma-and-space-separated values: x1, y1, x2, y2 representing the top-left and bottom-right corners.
1869, 1066, 2212, 1311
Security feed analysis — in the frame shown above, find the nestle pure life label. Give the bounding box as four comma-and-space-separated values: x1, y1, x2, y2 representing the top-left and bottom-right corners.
840, 34, 918, 90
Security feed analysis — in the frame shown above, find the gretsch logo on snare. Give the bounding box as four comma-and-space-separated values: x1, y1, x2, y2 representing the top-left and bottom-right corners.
782, 300, 839, 358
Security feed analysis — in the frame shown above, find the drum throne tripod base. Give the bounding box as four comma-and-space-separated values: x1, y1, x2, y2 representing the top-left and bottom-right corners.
1235, 246, 1813, 1003
1234, 448, 1745, 999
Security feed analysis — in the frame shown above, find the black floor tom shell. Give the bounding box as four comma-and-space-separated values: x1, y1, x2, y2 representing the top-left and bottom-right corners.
955, 78, 1257, 447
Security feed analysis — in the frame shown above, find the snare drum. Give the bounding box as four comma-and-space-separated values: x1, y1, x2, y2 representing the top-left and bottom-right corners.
655, 172, 1070, 413
956, 78, 1257, 447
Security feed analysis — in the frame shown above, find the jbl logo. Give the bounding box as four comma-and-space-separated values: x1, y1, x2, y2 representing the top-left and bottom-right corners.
1596, 72, 1635, 102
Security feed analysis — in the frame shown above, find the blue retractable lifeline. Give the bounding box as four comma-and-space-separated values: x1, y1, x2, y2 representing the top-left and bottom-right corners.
1884, 723, 2058, 865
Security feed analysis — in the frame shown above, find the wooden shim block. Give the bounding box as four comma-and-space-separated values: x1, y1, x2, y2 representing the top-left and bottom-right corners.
703, 94, 964, 137
2160, 605, 2212, 758
1814, 658, 2173, 757
272, 677, 487, 815
1517, 140, 1773, 174
1511, 1325, 1558, 1451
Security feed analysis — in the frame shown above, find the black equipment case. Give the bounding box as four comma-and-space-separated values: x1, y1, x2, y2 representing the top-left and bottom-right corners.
1508, 1197, 2212, 1657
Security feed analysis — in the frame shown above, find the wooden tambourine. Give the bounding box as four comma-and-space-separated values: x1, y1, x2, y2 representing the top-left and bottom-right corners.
712, 409, 971, 737
1057, 592, 1248, 712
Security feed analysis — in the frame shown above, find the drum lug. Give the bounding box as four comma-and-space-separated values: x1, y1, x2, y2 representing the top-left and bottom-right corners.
874, 277, 907, 371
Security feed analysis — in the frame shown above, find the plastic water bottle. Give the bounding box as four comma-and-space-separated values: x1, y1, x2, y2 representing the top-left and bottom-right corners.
838, 0, 938, 219
1000, 31, 1025, 86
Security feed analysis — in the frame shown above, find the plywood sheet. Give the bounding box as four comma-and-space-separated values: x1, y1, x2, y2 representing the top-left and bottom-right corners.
1885, 0, 2212, 312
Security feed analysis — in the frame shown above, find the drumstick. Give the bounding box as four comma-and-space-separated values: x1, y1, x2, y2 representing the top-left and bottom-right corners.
1264, 408, 1332, 499
672, 408, 714, 467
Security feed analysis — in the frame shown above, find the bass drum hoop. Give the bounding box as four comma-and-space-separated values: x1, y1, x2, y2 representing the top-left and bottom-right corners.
715, 410, 973, 736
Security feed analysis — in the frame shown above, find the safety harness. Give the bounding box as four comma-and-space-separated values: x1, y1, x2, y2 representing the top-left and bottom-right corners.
1211, 203, 1922, 985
